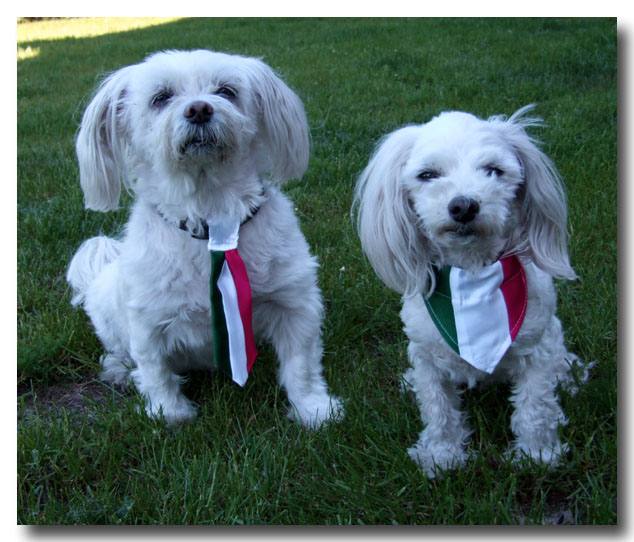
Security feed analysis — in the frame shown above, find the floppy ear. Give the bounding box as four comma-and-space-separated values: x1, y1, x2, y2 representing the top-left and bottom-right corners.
245, 58, 310, 183
353, 126, 434, 297
75, 66, 131, 211
494, 105, 576, 280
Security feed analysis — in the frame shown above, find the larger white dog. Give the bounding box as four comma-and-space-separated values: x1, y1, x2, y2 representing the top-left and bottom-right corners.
67, 50, 343, 428
354, 106, 590, 476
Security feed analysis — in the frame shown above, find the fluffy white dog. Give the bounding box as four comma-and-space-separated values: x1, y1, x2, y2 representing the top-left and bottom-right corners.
67, 49, 343, 428
354, 106, 590, 476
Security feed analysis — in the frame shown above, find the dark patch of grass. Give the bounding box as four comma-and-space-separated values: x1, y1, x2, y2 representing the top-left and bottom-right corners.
17, 17, 616, 524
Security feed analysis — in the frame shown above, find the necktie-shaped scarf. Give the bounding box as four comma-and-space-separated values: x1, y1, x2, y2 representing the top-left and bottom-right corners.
207, 218, 257, 386
423, 255, 528, 374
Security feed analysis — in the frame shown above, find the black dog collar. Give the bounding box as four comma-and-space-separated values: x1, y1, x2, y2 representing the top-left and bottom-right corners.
176, 206, 260, 240
155, 201, 262, 240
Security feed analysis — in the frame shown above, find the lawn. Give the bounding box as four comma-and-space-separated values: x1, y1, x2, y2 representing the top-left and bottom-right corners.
17, 17, 617, 525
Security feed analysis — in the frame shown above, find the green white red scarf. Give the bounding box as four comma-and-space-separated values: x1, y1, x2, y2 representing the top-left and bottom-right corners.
207, 218, 257, 386
423, 255, 528, 373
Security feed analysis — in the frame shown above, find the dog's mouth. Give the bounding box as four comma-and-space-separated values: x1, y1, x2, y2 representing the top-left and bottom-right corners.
178, 133, 219, 156
440, 223, 478, 237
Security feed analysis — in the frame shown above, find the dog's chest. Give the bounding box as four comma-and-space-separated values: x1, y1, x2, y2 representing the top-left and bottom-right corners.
133, 239, 213, 315
147, 246, 215, 357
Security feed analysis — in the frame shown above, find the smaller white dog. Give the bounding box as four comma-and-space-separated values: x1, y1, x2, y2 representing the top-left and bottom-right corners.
354, 106, 590, 476
67, 50, 343, 428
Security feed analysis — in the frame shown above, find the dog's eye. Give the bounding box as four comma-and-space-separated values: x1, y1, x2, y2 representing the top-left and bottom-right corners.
215, 86, 237, 100
484, 164, 504, 177
417, 169, 441, 182
151, 90, 174, 108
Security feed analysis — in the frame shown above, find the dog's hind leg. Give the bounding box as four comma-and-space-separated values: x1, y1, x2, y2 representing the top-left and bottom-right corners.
550, 318, 595, 396
100, 352, 134, 388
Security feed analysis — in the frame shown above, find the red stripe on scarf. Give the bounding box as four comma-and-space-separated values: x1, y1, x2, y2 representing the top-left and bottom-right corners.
224, 249, 258, 371
500, 256, 528, 341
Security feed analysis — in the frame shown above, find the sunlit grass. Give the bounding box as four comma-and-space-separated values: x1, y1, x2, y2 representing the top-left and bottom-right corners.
17, 17, 181, 44
17, 46, 39, 60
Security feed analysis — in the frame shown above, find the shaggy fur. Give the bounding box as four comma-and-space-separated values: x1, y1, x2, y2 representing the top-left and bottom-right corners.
353, 106, 591, 476
67, 50, 343, 427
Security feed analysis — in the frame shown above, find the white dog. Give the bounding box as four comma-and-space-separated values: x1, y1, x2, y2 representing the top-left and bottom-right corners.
353, 106, 590, 476
67, 49, 343, 428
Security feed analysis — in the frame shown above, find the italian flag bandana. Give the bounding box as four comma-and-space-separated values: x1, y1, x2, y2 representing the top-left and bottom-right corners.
423, 255, 528, 374
207, 218, 257, 386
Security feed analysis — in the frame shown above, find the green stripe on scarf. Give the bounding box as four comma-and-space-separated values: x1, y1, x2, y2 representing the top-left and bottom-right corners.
423, 266, 460, 355
210, 250, 231, 375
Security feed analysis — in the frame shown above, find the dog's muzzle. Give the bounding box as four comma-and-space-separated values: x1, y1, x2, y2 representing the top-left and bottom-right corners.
438, 196, 481, 237
177, 100, 222, 156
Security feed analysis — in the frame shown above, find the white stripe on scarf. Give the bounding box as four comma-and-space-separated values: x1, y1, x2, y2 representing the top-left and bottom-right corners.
217, 260, 249, 386
450, 262, 512, 373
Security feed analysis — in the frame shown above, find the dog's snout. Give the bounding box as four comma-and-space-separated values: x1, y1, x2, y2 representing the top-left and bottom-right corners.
448, 196, 480, 224
184, 101, 214, 124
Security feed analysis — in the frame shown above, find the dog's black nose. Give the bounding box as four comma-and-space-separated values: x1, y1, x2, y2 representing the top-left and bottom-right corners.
448, 196, 480, 224
184, 101, 214, 124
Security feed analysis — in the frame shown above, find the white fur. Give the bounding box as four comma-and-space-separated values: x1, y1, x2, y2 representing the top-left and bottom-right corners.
354, 106, 591, 476
67, 50, 343, 428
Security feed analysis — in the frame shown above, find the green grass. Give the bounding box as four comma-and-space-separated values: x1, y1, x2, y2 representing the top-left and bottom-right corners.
17, 17, 617, 525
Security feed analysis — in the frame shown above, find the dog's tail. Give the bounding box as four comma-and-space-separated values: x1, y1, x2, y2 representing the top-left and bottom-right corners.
67, 236, 121, 307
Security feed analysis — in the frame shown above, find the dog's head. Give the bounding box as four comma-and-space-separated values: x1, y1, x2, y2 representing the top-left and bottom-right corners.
76, 49, 310, 211
354, 106, 576, 296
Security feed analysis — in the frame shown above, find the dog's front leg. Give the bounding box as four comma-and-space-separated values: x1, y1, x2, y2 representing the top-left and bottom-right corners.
406, 343, 471, 477
255, 284, 343, 429
508, 351, 568, 466
127, 313, 198, 425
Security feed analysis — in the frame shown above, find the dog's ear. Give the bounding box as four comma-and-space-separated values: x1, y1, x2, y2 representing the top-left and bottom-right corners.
75, 66, 131, 211
494, 105, 576, 280
353, 126, 434, 296
244, 58, 310, 183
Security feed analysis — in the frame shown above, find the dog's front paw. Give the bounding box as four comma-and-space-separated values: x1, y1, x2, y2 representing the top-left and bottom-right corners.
144, 395, 198, 425
407, 439, 468, 478
507, 440, 569, 467
287, 393, 344, 429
